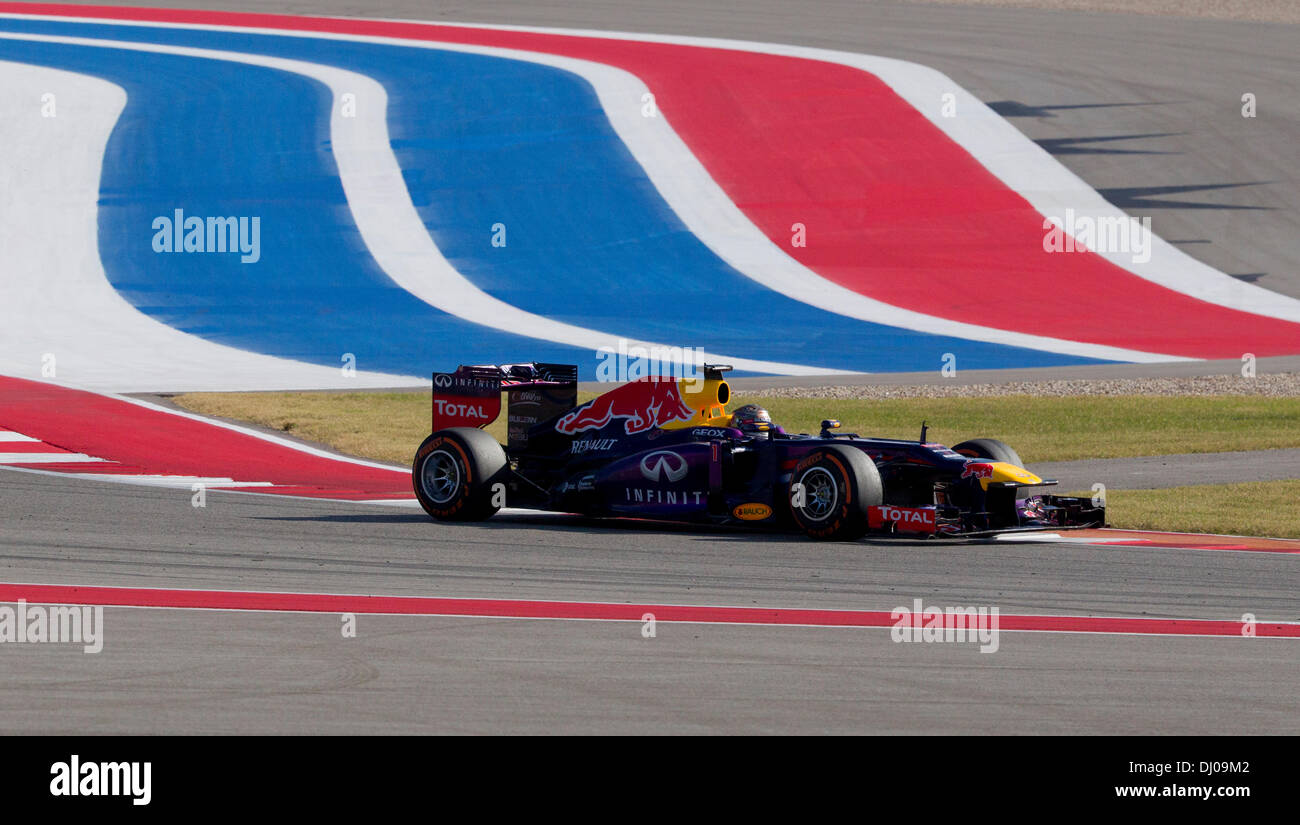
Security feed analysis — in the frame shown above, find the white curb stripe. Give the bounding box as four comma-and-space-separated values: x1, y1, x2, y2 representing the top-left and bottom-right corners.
0, 452, 105, 464
0, 30, 845, 379
0, 58, 420, 392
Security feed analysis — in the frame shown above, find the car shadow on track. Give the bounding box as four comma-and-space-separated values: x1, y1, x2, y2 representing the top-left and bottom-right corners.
252, 509, 944, 547
255, 510, 753, 535
255, 512, 434, 524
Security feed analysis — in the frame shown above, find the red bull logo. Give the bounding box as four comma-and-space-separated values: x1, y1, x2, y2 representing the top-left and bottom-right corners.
556, 379, 695, 435
960, 462, 995, 480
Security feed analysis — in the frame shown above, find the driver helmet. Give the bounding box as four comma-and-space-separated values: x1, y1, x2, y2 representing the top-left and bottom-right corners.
730, 404, 773, 433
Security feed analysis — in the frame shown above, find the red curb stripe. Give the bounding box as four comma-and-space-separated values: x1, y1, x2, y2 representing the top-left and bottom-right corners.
1077, 529, 1300, 554
0, 442, 73, 453
1106, 540, 1261, 552
4, 462, 120, 471
1, 582, 1294, 638
0, 376, 410, 498
1097, 539, 1298, 554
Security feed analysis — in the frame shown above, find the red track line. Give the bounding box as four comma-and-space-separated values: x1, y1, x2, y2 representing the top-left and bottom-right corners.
0, 442, 72, 454
1, 582, 1294, 638
4, 3, 1300, 357
1074, 528, 1300, 554
1106, 540, 1259, 552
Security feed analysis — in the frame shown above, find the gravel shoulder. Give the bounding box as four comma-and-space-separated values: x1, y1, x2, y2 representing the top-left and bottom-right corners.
739, 371, 1300, 399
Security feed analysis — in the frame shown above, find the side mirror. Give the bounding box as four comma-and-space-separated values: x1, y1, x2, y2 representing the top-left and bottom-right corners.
820, 419, 841, 437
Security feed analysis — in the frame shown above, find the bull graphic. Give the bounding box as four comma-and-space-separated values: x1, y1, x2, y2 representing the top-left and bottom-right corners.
556, 379, 695, 435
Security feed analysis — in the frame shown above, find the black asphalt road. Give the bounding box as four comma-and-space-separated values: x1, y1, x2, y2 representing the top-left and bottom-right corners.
1032, 448, 1300, 491
4, 608, 1294, 735
1, 469, 1295, 733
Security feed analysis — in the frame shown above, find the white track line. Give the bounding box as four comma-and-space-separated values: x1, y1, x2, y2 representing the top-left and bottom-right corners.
64, 474, 274, 488
0, 31, 846, 379
0, 59, 419, 393
0, 462, 378, 499
997, 533, 1130, 544
0, 13, 1200, 367
0, 452, 104, 464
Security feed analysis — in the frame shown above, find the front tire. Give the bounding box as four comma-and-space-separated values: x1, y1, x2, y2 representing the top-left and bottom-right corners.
413, 428, 507, 521
787, 446, 883, 540
952, 438, 1029, 500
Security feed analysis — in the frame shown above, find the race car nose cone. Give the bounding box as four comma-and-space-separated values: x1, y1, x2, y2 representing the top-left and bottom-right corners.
987, 462, 1042, 488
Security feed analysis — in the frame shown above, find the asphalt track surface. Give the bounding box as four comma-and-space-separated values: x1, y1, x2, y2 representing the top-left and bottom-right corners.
2, 467, 1297, 734
1033, 448, 1300, 491
2, 1, 1296, 734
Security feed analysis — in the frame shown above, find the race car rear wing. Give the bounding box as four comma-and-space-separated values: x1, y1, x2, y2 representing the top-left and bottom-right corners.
431, 363, 577, 448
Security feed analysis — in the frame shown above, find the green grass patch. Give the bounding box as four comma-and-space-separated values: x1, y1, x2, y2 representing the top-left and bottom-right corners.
1095, 480, 1300, 539
172, 391, 1300, 466
173, 391, 438, 466
730, 394, 1300, 462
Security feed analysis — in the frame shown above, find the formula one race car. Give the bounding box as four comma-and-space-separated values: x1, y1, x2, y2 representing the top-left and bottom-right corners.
411, 363, 1105, 539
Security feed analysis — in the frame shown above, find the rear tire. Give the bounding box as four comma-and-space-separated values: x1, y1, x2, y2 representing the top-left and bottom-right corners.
952, 438, 1029, 500
787, 446, 883, 540
413, 428, 508, 521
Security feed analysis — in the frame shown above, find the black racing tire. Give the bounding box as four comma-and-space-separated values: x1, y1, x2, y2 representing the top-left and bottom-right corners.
787, 445, 883, 540
952, 438, 1030, 500
412, 428, 508, 521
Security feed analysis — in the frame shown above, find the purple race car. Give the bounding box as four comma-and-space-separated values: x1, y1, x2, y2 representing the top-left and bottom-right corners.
412, 362, 1104, 540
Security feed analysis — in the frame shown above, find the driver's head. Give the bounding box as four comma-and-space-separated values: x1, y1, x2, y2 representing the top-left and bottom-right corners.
730, 404, 773, 433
